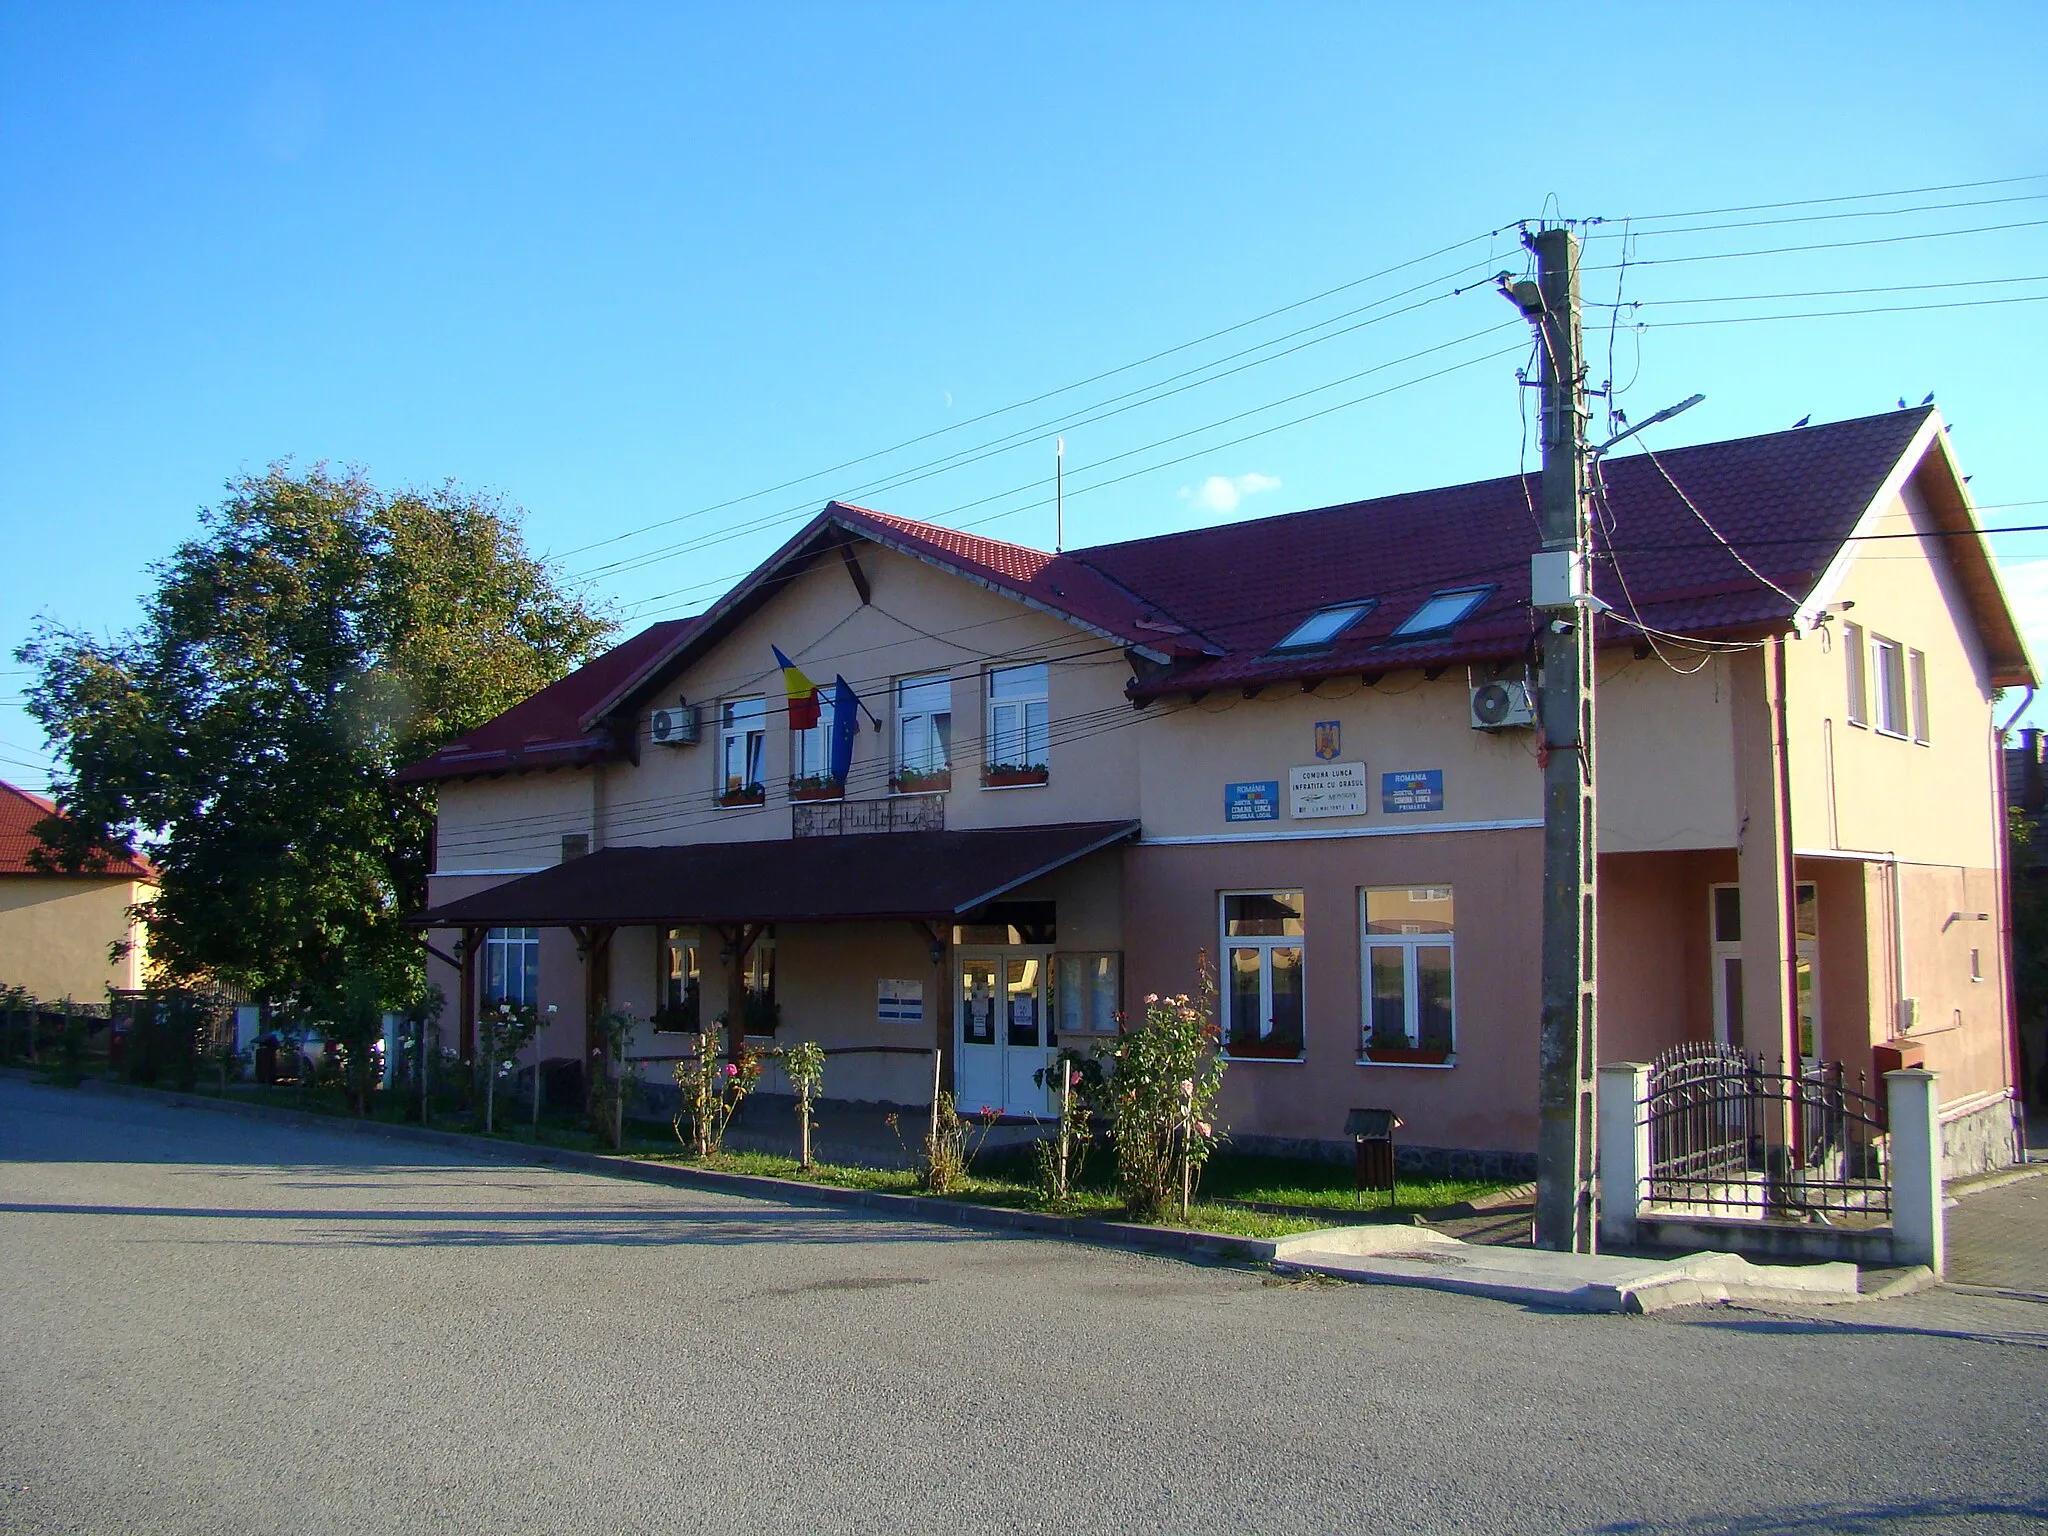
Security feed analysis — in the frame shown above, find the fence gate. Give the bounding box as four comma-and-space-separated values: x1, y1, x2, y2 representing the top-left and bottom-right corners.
1642, 1040, 1890, 1222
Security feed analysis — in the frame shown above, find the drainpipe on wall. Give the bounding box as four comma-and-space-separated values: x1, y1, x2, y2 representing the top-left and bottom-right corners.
1890, 853, 1907, 1041
1995, 687, 2034, 1138
1772, 637, 1802, 1074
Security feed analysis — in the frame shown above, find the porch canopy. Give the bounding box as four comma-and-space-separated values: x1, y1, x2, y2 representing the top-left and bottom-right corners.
413, 820, 1140, 930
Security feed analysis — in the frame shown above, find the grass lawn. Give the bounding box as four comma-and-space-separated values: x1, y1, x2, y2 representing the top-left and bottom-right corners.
40, 1069, 1521, 1242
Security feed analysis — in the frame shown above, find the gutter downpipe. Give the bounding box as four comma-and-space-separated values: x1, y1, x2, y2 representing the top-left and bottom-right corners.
1772, 636, 1806, 1164
1996, 686, 2034, 1150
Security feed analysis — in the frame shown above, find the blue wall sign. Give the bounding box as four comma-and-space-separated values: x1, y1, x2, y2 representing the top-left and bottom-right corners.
1381, 769, 1444, 814
1224, 780, 1281, 822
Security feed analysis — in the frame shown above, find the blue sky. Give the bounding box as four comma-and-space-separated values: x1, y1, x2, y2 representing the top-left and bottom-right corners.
2, 3, 2045, 789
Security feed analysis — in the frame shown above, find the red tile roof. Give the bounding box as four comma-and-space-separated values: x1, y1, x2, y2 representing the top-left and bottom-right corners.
1087, 408, 1943, 697
395, 619, 698, 784
0, 780, 155, 879
405, 405, 2028, 783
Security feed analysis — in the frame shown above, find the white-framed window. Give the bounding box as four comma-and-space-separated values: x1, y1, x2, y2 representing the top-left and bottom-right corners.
1844, 621, 1867, 727
1220, 891, 1305, 1060
482, 927, 539, 1008
718, 696, 767, 801
986, 662, 1049, 774
790, 691, 840, 788
1055, 952, 1121, 1035
1708, 882, 1819, 1057
656, 928, 701, 1033
1908, 648, 1930, 744
1361, 888, 1455, 1060
894, 672, 953, 788
1872, 636, 1910, 738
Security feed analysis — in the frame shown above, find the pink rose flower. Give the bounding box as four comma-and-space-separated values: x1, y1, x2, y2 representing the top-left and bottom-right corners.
724, 1063, 738, 1078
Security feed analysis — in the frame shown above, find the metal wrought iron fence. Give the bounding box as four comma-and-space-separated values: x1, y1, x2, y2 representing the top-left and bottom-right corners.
1642, 1039, 1890, 1223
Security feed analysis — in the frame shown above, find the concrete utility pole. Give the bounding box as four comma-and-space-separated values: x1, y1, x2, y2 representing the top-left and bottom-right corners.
1519, 226, 1599, 1253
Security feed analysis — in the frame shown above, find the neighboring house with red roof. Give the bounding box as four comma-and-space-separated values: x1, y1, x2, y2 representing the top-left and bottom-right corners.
405, 406, 2032, 1177
0, 781, 155, 1002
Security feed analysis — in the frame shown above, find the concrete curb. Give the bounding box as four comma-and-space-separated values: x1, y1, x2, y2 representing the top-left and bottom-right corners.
1946, 1161, 2048, 1201
9, 1073, 1279, 1267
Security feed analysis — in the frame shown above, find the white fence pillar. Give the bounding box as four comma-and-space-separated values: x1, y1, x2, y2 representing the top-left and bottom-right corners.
1598, 1063, 1650, 1248
1886, 1068, 1944, 1276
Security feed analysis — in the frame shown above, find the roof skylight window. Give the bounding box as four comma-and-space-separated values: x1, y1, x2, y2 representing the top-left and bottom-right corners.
1390, 586, 1492, 640
1270, 601, 1376, 653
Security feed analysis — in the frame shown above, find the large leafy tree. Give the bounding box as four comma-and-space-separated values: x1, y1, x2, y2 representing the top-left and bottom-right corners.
18, 465, 615, 1006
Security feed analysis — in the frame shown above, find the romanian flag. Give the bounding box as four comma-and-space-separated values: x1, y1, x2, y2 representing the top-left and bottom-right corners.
772, 646, 821, 730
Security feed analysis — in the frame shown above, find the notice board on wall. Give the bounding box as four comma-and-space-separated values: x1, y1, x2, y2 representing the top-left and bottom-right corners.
877, 979, 924, 1024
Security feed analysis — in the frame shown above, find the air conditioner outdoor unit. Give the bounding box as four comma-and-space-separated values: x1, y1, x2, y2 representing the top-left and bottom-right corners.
650, 704, 701, 746
1469, 679, 1536, 730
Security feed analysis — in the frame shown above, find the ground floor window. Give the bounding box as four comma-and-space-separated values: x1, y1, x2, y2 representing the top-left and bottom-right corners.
1709, 882, 1818, 1056
1055, 952, 1121, 1035
656, 928, 700, 1033
482, 927, 539, 1008
1220, 891, 1304, 1060
1361, 888, 1455, 1061
740, 932, 778, 1035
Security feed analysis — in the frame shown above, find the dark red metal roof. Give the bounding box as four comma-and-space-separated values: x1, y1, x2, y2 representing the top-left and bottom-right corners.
414, 820, 1139, 928
1083, 408, 1943, 698
396, 619, 698, 784
0, 780, 155, 879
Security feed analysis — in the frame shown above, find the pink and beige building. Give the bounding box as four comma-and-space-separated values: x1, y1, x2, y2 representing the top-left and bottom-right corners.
407, 406, 2031, 1176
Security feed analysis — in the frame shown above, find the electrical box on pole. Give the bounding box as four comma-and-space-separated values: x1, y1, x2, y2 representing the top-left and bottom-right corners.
1524, 225, 1598, 1254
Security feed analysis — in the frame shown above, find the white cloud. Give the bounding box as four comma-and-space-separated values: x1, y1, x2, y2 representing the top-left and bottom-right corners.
1178, 471, 1282, 515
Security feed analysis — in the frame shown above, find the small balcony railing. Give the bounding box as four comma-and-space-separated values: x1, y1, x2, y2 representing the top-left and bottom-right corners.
791, 793, 945, 838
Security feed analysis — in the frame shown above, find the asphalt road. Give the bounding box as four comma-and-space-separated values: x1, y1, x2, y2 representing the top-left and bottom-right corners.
2, 1079, 2044, 1536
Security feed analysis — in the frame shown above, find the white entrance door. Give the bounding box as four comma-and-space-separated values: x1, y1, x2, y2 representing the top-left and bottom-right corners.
955, 950, 1054, 1118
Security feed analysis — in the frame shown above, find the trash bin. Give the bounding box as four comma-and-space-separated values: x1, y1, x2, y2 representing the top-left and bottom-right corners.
255, 1033, 279, 1085
1345, 1107, 1403, 1207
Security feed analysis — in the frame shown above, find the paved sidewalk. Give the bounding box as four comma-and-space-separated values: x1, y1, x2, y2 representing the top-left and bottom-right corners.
1947, 1167, 2048, 1296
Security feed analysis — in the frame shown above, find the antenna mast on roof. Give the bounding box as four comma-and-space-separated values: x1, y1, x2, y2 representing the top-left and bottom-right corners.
1055, 437, 1065, 553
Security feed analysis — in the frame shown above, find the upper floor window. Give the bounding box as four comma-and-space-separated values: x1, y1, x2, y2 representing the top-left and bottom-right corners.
985, 663, 1049, 785
895, 673, 953, 791
1844, 622, 1867, 726
1361, 888, 1455, 1062
482, 927, 539, 1008
1872, 636, 1910, 738
1220, 891, 1305, 1060
718, 696, 767, 805
790, 691, 841, 790
1271, 601, 1375, 653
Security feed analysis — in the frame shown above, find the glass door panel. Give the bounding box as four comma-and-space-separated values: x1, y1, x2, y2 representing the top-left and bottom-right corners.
956, 957, 1003, 1114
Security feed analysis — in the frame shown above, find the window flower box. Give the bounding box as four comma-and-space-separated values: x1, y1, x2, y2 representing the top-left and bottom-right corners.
788, 776, 843, 803
981, 762, 1049, 789
1362, 1044, 1453, 1065
891, 766, 952, 795
715, 785, 766, 809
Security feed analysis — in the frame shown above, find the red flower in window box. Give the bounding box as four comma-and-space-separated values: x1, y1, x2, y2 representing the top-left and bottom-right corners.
981, 762, 1049, 788
787, 776, 843, 803
715, 785, 766, 809
1362, 1044, 1453, 1065
890, 767, 952, 794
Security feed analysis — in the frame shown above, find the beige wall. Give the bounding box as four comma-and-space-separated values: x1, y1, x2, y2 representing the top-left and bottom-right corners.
0, 876, 151, 1001
1790, 475, 2000, 867
1123, 830, 1543, 1155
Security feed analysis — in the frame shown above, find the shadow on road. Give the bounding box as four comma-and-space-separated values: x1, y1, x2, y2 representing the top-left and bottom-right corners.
1586, 1494, 2048, 1533
1667, 1312, 2048, 1351
0, 1199, 984, 1248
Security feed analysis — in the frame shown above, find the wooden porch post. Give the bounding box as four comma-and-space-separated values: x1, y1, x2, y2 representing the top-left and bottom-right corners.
574, 925, 615, 1064
458, 925, 483, 1063
719, 923, 762, 1063
918, 919, 954, 1097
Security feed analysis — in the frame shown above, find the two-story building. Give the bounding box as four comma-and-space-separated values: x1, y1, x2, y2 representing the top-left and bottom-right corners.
406, 406, 2031, 1176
